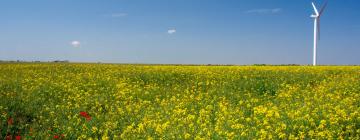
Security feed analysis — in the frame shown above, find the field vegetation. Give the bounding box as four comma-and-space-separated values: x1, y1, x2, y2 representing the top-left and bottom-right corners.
0, 63, 359, 139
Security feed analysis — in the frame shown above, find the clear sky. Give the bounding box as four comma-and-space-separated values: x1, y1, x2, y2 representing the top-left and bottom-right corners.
0, 0, 359, 65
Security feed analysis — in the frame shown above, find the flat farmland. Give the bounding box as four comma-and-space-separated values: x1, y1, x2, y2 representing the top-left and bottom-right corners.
0, 64, 359, 139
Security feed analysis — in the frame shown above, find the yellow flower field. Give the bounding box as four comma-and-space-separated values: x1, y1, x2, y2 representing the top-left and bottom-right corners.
0, 63, 359, 139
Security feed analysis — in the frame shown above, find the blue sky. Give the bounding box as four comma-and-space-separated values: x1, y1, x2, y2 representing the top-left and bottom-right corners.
0, 0, 359, 65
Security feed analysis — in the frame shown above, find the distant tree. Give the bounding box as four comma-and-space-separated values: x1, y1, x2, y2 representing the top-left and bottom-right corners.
253, 64, 267, 66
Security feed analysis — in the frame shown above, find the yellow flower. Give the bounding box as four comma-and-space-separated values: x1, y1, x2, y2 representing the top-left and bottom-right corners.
92, 126, 98, 133
185, 133, 191, 139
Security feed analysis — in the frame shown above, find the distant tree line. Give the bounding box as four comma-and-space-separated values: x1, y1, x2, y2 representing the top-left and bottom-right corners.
252, 64, 301, 66
0, 60, 70, 63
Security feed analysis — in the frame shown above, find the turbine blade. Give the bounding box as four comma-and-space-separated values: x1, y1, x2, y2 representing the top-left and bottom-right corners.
312, 2, 319, 15
317, 18, 321, 40
319, 0, 329, 16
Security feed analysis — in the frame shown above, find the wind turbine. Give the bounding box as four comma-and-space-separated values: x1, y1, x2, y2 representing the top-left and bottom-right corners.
311, 0, 328, 66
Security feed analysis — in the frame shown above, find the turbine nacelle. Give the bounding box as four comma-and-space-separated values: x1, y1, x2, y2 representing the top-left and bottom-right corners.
310, 14, 318, 18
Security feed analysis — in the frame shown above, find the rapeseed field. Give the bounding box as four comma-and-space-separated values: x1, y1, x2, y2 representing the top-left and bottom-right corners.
0, 63, 359, 139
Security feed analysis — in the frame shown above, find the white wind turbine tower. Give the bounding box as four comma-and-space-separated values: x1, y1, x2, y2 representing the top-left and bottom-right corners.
311, 0, 328, 66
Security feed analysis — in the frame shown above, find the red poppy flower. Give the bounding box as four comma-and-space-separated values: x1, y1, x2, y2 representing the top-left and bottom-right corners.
16, 135, 21, 140
7, 117, 13, 125
79, 111, 91, 121
86, 116, 92, 121
53, 134, 65, 139
79, 111, 89, 117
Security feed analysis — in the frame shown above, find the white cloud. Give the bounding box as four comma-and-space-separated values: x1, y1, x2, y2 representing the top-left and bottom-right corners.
245, 8, 282, 14
71, 41, 81, 47
167, 29, 176, 34
110, 13, 128, 18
